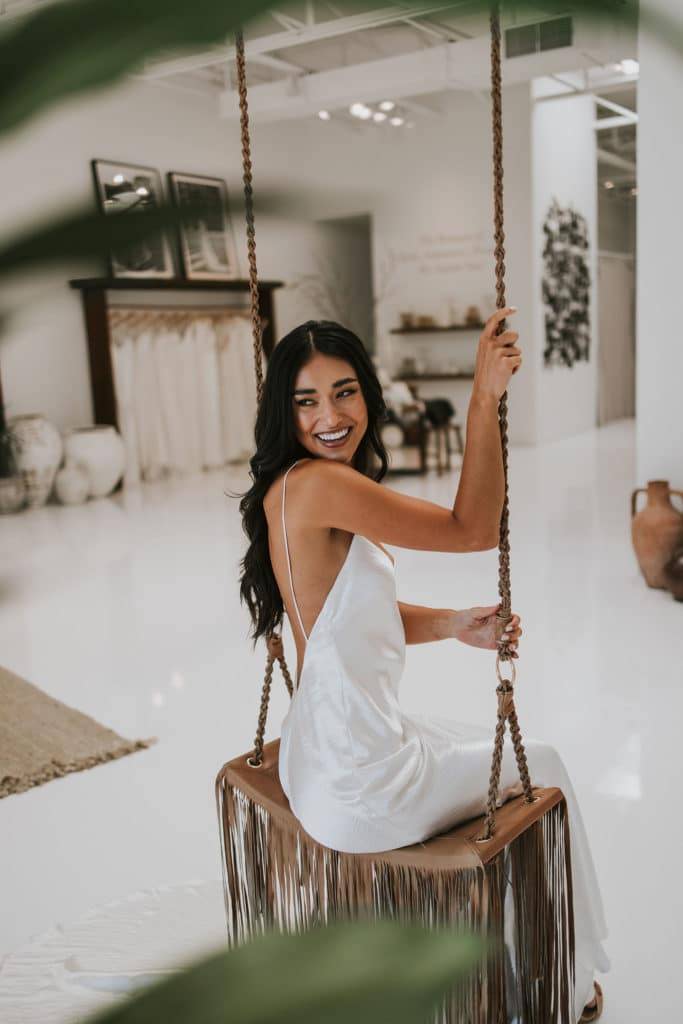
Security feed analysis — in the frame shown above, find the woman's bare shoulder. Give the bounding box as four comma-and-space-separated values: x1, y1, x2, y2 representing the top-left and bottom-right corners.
262, 457, 320, 521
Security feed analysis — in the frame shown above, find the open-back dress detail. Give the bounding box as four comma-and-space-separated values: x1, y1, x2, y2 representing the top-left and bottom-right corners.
276, 459, 609, 1019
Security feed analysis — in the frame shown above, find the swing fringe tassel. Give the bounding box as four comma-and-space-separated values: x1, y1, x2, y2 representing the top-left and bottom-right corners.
216, 751, 575, 1023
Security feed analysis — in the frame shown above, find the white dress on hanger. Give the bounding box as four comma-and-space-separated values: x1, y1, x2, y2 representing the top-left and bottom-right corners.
276, 459, 609, 1022
133, 330, 169, 481
217, 317, 258, 462
186, 318, 224, 470
110, 330, 141, 487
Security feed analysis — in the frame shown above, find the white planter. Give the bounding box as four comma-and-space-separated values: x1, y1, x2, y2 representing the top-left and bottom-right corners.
9, 414, 63, 508
54, 460, 90, 505
63, 426, 126, 498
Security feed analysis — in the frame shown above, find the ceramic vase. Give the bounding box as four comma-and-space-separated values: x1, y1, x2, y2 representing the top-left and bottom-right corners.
0, 476, 26, 514
63, 425, 125, 498
631, 480, 683, 588
664, 546, 683, 602
8, 413, 63, 508
54, 460, 90, 506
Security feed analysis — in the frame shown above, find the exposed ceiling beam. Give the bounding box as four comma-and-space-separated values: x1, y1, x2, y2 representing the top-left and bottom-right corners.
597, 147, 636, 173
594, 95, 636, 120
271, 11, 306, 31
250, 53, 307, 75
218, 37, 628, 123
595, 113, 638, 130
535, 71, 639, 102
143, 3, 465, 80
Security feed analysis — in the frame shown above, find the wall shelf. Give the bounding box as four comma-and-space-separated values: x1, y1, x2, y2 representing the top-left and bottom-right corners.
390, 324, 484, 335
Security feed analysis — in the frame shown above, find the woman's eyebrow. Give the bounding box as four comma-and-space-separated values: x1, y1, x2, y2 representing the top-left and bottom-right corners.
293, 377, 358, 395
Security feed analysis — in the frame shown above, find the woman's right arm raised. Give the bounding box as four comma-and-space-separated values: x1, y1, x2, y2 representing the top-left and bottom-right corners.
297, 306, 522, 554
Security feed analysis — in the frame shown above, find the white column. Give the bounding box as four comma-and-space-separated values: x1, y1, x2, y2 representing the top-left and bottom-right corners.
636, 0, 683, 481
531, 90, 599, 446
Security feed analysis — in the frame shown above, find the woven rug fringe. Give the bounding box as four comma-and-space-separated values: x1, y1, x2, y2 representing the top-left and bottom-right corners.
0, 738, 156, 798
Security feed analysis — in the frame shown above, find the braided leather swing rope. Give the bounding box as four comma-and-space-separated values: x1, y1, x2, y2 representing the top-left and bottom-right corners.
480, 6, 535, 841
236, 31, 295, 767
235, 31, 264, 408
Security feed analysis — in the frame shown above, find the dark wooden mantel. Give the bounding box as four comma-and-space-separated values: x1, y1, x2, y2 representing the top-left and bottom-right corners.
69, 277, 283, 429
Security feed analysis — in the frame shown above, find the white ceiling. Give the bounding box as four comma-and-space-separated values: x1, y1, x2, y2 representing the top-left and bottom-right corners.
2, 0, 639, 161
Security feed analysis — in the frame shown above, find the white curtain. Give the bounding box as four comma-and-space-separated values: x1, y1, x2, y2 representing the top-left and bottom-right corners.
217, 316, 258, 462
109, 312, 258, 485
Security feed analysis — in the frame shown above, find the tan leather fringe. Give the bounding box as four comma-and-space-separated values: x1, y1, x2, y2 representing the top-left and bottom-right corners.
217, 778, 575, 1023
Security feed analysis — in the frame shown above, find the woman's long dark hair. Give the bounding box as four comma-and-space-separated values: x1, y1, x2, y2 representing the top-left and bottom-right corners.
239, 320, 389, 644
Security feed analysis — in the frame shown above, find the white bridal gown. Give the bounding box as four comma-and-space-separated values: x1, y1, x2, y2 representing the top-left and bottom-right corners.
277, 460, 609, 1021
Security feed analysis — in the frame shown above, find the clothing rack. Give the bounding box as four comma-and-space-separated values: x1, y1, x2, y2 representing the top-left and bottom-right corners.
69, 277, 282, 431
107, 306, 268, 343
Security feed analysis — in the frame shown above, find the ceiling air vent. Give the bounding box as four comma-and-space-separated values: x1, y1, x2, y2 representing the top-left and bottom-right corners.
505, 16, 573, 59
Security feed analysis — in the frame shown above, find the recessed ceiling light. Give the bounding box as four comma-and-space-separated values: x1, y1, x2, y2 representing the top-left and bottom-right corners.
389, 116, 405, 127
318, 109, 331, 120
631, 186, 638, 196
113, 174, 125, 185
136, 186, 150, 196
373, 111, 387, 122
379, 100, 396, 112
618, 58, 639, 75
350, 102, 372, 119
604, 180, 615, 189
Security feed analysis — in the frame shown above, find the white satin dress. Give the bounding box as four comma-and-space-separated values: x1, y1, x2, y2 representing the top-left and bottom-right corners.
277, 460, 609, 1019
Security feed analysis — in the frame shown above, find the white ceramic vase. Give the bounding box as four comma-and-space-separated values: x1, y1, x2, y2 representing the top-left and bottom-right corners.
63, 426, 126, 498
54, 460, 90, 505
9, 413, 63, 508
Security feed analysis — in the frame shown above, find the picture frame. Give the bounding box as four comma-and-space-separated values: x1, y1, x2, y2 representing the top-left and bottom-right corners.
91, 159, 175, 279
168, 172, 239, 281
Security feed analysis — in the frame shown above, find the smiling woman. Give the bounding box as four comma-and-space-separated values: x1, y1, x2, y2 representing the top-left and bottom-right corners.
234, 315, 608, 1021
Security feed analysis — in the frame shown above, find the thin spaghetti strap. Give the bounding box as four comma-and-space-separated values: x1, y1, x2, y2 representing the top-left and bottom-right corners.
281, 460, 309, 643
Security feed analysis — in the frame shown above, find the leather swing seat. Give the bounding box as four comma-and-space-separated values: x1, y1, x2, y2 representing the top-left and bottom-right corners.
216, 740, 575, 1023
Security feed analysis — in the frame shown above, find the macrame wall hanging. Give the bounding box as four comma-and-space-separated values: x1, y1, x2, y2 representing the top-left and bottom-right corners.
216, 8, 576, 1022
542, 198, 591, 367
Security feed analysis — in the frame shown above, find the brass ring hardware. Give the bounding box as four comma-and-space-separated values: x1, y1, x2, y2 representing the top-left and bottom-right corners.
495, 652, 517, 687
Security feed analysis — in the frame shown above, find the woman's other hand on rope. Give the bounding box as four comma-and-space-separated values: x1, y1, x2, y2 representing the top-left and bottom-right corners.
451, 603, 521, 657
472, 306, 522, 402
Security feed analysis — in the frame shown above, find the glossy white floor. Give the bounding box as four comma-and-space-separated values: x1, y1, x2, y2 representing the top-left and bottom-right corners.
0, 417, 678, 1021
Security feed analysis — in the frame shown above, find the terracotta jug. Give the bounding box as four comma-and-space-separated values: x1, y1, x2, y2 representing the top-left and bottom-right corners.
631, 480, 683, 588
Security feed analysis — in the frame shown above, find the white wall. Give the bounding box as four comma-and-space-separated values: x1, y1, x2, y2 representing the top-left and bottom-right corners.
531, 91, 599, 445
369, 85, 537, 444
0, 78, 375, 430
636, 0, 683, 482
0, 72, 600, 453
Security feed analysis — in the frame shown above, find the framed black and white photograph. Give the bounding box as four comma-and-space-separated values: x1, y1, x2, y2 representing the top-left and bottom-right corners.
91, 159, 174, 279
168, 172, 239, 281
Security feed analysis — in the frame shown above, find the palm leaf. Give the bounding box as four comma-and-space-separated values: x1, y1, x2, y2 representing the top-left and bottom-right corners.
0, 0, 274, 137
0, 189, 289, 281
85, 920, 485, 1024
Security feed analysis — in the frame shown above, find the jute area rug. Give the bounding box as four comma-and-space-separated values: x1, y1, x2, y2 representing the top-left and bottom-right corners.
0, 665, 155, 799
